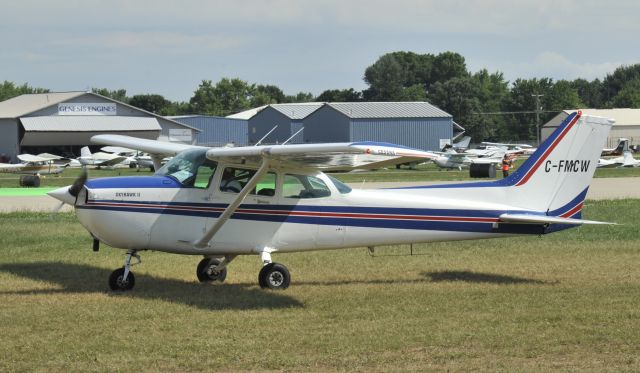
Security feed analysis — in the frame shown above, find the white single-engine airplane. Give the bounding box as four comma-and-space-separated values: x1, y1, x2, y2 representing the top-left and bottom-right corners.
0, 154, 68, 175
77, 146, 127, 168
49, 111, 613, 291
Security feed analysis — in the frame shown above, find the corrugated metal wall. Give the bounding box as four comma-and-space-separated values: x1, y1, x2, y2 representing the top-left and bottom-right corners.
349, 118, 453, 151
303, 107, 350, 143
0, 118, 20, 162
248, 107, 292, 144
172, 116, 248, 146
289, 121, 304, 144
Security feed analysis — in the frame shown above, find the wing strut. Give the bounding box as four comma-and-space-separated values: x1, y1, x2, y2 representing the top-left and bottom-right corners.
193, 157, 271, 249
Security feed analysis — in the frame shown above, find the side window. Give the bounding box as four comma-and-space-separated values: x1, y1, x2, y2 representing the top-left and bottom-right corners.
283, 174, 331, 199
251, 172, 277, 196
220, 167, 256, 193
193, 161, 217, 189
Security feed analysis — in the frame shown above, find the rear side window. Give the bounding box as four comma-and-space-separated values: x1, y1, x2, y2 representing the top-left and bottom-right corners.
283, 174, 331, 199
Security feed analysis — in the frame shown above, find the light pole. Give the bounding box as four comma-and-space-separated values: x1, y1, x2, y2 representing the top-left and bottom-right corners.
531, 94, 544, 145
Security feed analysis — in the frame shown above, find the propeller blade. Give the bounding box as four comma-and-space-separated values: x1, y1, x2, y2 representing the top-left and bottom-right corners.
69, 168, 88, 197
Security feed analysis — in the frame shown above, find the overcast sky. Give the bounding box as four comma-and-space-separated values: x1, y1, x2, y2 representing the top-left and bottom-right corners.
2, 0, 639, 101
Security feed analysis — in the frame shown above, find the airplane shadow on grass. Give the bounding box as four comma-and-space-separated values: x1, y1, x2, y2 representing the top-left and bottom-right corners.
294, 271, 553, 287
0, 262, 302, 311
424, 270, 556, 285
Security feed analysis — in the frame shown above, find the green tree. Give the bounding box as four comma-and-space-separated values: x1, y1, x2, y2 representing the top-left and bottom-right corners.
255, 84, 285, 103
431, 51, 469, 84
428, 77, 483, 140
129, 94, 171, 114
612, 77, 640, 108
602, 64, 640, 105
316, 88, 363, 102
363, 53, 406, 101
92, 88, 128, 102
189, 80, 220, 115
283, 92, 314, 103
0, 81, 49, 101
570, 78, 603, 108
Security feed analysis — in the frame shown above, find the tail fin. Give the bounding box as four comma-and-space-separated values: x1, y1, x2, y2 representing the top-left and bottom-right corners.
80, 146, 92, 158
501, 111, 614, 214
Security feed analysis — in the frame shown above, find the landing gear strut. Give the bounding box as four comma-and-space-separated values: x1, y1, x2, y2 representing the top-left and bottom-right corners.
196, 256, 234, 283
109, 250, 140, 291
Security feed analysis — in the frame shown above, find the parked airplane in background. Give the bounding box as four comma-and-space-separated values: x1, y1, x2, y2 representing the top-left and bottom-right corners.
441, 136, 472, 152
0, 154, 68, 175
77, 146, 127, 168
48, 112, 613, 292
598, 150, 640, 168
601, 138, 629, 157
432, 148, 513, 170
467, 142, 535, 157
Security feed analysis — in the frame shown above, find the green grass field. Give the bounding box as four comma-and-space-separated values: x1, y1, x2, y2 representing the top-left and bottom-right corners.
1, 200, 639, 371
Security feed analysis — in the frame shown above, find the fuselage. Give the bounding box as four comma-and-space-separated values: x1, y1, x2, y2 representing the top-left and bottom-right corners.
71, 167, 563, 257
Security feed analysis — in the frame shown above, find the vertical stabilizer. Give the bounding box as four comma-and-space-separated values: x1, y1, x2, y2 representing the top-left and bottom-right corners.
501, 112, 614, 214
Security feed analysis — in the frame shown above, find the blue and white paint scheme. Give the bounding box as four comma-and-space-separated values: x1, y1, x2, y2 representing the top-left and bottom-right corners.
48, 112, 614, 291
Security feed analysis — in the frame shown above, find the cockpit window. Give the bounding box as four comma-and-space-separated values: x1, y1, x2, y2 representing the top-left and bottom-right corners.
155, 149, 217, 188
328, 175, 352, 194
283, 174, 331, 199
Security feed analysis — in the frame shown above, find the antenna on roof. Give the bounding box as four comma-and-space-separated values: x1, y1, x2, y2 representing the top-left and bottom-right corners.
282, 127, 304, 145
254, 125, 278, 146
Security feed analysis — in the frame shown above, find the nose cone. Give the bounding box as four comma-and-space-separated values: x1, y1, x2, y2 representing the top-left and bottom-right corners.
48, 185, 77, 205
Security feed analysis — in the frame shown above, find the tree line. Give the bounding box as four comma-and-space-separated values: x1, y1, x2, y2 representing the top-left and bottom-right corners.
2, 51, 640, 142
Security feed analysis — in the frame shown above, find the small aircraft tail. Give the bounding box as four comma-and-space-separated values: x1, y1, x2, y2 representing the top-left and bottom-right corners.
453, 136, 472, 151
498, 111, 614, 215
80, 146, 92, 158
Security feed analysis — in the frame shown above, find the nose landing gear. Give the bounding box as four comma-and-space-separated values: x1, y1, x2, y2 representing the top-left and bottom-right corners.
108, 250, 140, 291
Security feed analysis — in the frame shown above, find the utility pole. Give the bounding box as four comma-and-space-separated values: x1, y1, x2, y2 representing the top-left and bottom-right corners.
531, 94, 544, 145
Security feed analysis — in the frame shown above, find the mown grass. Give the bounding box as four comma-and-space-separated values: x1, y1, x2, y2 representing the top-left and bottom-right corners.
0, 200, 639, 371
1, 161, 639, 188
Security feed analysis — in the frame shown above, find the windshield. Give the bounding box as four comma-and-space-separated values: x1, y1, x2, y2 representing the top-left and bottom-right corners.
328, 175, 352, 194
154, 149, 217, 188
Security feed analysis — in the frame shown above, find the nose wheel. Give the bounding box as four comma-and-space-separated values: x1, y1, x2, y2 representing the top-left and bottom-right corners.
109, 250, 140, 291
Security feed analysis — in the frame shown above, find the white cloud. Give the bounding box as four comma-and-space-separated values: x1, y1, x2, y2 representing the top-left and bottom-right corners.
500, 51, 626, 82
53, 31, 248, 51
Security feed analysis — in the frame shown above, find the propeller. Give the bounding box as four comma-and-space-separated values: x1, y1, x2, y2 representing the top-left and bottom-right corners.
48, 168, 88, 216
68, 167, 88, 197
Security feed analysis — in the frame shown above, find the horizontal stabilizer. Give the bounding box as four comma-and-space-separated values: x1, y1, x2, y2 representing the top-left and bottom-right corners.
499, 213, 613, 225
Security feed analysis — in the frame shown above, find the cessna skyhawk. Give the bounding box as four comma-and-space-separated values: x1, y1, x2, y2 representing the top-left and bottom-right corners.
48, 112, 613, 291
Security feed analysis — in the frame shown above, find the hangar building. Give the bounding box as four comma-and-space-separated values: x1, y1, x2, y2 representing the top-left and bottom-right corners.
304, 102, 457, 151
542, 109, 640, 148
228, 103, 324, 145
0, 91, 199, 162
227, 102, 460, 151
170, 115, 248, 146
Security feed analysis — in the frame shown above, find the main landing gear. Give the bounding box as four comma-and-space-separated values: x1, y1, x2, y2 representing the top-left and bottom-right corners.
106, 250, 291, 291
257, 250, 290, 290
196, 251, 291, 290
109, 250, 140, 291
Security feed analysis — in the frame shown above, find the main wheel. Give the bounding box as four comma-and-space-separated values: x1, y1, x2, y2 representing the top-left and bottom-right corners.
258, 263, 290, 290
196, 258, 227, 283
108, 267, 135, 291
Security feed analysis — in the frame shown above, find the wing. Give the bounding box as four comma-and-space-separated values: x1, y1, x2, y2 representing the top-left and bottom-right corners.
205, 141, 440, 170
95, 155, 128, 167
92, 134, 202, 156
17, 154, 51, 163
92, 135, 439, 170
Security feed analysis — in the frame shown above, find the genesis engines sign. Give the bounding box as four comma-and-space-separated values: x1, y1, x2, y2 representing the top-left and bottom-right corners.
58, 103, 117, 116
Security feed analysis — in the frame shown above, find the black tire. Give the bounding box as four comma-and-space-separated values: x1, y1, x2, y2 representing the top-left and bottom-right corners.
108, 267, 135, 291
258, 263, 290, 290
196, 258, 227, 283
